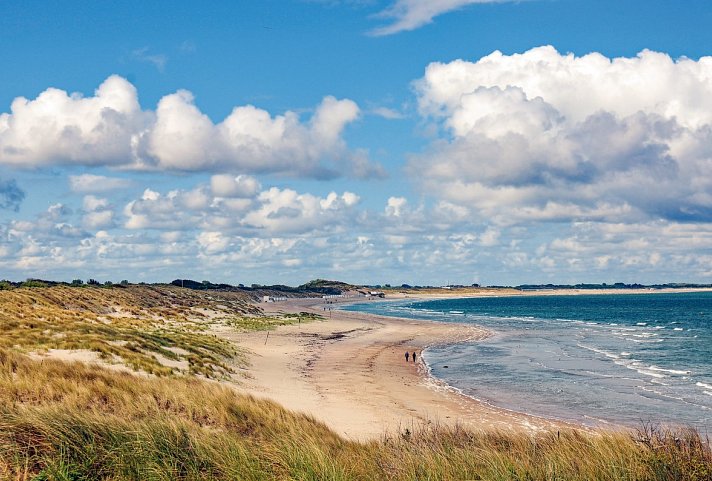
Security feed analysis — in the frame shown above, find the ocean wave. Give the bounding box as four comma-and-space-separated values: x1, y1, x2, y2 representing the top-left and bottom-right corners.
639, 386, 683, 401
577, 343, 621, 360
634, 369, 667, 379
696, 382, 712, 390
648, 366, 690, 375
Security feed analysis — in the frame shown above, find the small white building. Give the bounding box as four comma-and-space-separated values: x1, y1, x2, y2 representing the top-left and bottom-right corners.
264, 296, 287, 302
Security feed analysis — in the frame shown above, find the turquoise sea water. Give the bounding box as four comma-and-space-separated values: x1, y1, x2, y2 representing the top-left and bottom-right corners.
342, 292, 712, 431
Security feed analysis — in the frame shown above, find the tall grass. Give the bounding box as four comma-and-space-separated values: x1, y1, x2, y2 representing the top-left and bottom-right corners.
0, 286, 317, 377
1, 350, 710, 481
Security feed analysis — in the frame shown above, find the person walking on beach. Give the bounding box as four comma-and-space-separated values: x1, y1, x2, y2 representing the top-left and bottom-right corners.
405, 351, 410, 362
412, 351, 417, 363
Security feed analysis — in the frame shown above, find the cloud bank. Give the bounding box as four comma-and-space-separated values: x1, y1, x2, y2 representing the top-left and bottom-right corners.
412, 46, 712, 224
0, 76, 381, 179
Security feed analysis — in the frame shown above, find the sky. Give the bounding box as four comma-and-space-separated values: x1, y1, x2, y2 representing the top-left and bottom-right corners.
1, 0, 712, 286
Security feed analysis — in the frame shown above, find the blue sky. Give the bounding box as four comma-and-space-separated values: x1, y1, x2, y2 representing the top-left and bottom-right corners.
1, 0, 712, 285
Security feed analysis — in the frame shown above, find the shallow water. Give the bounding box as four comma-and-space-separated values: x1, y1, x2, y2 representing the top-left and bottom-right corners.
342, 292, 712, 431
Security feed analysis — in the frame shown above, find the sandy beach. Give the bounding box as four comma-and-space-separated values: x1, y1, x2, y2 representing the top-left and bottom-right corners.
221, 295, 572, 441
223, 287, 712, 440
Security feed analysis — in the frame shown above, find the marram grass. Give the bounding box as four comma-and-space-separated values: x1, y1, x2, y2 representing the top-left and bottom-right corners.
0, 351, 710, 481
0, 286, 317, 378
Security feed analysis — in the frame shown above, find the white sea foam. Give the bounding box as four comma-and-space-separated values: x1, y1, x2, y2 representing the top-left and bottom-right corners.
673, 327, 683, 331
577, 343, 620, 360
635, 369, 667, 379
636, 322, 647, 326
696, 382, 712, 390
648, 366, 690, 375
614, 360, 669, 379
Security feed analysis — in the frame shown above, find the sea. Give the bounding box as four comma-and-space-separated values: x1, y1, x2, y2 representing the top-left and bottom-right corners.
341, 292, 712, 432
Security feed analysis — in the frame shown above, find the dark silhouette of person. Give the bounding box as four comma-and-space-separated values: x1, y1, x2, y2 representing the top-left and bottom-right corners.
405, 351, 410, 362
412, 351, 417, 363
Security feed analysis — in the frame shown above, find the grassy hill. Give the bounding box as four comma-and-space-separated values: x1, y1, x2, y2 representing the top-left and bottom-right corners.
0, 285, 312, 377
0, 284, 709, 480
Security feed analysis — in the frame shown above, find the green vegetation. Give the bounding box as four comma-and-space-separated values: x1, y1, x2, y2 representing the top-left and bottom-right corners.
0, 286, 266, 377
0, 286, 321, 378
0, 351, 710, 480
226, 312, 323, 332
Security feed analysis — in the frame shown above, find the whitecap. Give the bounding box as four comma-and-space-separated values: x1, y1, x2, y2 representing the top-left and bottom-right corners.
648, 366, 690, 375
578, 343, 620, 360
636, 369, 666, 379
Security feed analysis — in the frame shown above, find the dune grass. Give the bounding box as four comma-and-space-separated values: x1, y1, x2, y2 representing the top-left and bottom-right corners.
0, 350, 710, 481
0, 286, 251, 377
0, 286, 320, 378
226, 311, 323, 332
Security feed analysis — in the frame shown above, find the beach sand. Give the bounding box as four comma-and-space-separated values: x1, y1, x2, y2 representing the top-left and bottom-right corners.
221, 296, 570, 441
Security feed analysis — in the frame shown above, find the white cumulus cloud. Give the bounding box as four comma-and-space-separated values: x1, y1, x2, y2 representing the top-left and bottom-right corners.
0, 76, 380, 178
411, 46, 712, 224
0, 76, 147, 167
210, 174, 261, 198
122, 183, 361, 236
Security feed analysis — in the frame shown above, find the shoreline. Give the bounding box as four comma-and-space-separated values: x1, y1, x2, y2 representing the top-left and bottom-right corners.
221, 295, 582, 441
335, 289, 712, 435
